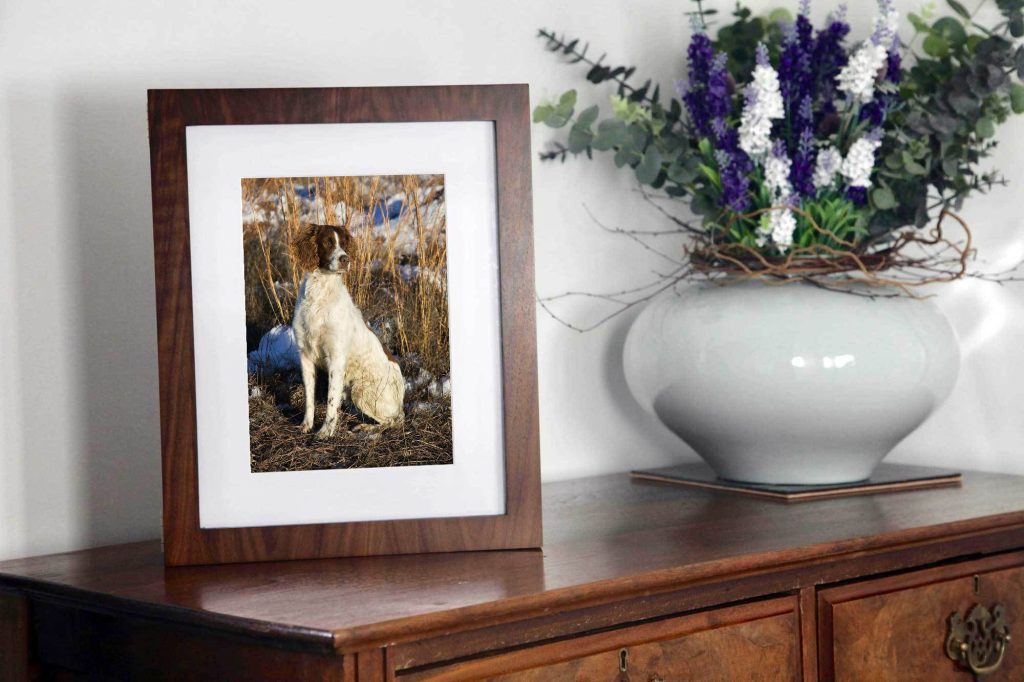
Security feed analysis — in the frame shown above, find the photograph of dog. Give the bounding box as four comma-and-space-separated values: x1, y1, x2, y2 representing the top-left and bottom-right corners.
293, 224, 405, 437
242, 174, 452, 472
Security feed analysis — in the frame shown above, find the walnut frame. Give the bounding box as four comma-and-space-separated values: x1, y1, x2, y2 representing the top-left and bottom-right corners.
147, 85, 540, 566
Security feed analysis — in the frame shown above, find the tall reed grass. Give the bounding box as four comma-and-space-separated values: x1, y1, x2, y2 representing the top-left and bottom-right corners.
241, 174, 449, 377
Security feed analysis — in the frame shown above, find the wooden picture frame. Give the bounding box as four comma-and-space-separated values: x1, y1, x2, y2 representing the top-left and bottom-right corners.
148, 85, 541, 566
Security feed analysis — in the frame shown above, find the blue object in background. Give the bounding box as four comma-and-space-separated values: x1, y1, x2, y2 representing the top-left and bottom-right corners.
369, 199, 404, 225
294, 184, 316, 201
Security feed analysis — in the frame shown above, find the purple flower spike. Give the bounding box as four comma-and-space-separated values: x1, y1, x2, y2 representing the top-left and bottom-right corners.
682, 33, 734, 140
711, 118, 728, 139
799, 0, 811, 16
885, 49, 902, 83
846, 186, 868, 206
778, 12, 815, 154
812, 14, 850, 127
720, 161, 752, 212
791, 127, 817, 197
756, 43, 770, 67
682, 33, 715, 137
707, 53, 732, 121
871, 0, 898, 47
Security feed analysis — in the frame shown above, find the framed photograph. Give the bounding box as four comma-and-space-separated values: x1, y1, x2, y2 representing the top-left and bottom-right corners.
148, 85, 540, 566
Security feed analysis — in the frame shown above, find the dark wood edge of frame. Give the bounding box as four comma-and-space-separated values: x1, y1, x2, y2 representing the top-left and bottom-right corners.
147, 85, 541, 566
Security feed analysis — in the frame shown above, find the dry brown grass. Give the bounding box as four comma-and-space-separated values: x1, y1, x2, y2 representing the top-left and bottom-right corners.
248, 376, 452, 472
242, 174, 452, 471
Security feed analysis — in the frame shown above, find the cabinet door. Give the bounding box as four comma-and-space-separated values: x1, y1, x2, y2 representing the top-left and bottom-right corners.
401, 596, 801, 681
819, 552, 1024, 681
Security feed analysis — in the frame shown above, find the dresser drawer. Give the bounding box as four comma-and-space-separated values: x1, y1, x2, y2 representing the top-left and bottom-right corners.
819, 552, 1024, 681
401, 595, 801, 681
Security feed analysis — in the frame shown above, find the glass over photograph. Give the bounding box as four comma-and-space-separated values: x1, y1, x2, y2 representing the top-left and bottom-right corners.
242, 174, 452, 472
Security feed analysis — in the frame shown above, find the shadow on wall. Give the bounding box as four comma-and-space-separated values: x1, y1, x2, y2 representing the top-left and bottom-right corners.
5, 83, 161, 556
583, 300, 696, 469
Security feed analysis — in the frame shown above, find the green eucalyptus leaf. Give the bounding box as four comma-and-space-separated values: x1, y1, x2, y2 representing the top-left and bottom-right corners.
976, 116, 996, 138
613, 146, 633, 168
871, 187, 898, 210
532, 104, 554, 124
575, 105, 599, 129
948, 91, 980, 116
667, 157, 698, 183
928, 113, 960, 135
905, 158, 928, 175
567, 125, 593, 153
557, 89, 577, 112
932, 17, 967, 46
544, 112, 572, 128
635, 146, 663, 185
1011, 83, 1024, 113
591, 118, 627, 151
900, 151, 928, 175
1011, 14, 1024, 38
977, 35, 1012, 61
985, 64, 1008, 90
626, 123, 647, 151
690, 193, 715, 216
923, 34, 950, 58
946, 0, 971, 19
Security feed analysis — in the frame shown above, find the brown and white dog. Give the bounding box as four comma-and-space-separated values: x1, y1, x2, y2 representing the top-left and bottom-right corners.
292, 224, 405, 438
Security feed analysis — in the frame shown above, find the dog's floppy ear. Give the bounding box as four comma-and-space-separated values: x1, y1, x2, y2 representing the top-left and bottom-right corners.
338, 224, 356, 257
292, 224, 320, 273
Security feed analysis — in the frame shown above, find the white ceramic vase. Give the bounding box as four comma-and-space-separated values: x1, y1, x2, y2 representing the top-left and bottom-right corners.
623, 281, 961, 484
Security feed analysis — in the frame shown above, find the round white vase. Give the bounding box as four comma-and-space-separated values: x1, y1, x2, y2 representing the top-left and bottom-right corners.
623, 281, 961, 484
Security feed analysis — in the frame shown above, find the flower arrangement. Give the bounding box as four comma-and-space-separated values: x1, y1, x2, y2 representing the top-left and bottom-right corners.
535, 0, 1024, 298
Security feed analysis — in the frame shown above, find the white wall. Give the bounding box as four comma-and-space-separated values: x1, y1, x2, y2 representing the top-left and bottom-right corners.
1, 0, 1022, 562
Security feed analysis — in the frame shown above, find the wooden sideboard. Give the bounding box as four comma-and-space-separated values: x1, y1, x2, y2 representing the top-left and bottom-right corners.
3, 470, 1024, 680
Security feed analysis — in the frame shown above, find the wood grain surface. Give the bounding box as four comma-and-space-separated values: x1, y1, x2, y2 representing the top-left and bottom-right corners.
400, 596, 800, 681
2, 470, 1024, 661
147, 85, 540, 566
820, 551, 1024, 681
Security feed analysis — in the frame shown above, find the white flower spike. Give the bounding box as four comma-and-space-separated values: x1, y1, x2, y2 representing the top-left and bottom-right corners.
813, 147, 844, 190
738, 44, 784, 159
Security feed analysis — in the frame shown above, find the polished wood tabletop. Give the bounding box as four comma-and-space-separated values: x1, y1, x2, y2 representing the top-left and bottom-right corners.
3, 470, 1024, 654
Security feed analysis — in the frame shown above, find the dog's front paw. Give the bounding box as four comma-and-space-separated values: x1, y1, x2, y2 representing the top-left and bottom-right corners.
300, 418, 314, 433
316, 422, 337, 440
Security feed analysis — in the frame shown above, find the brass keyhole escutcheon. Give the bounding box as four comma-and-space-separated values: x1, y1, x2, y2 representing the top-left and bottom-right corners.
945, 603, 1010, 676
617, 648, 629, 682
